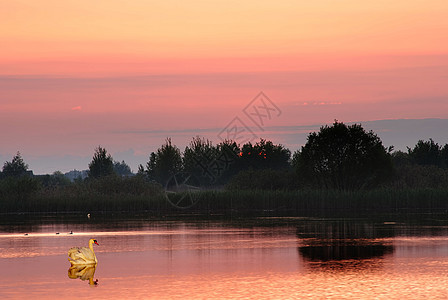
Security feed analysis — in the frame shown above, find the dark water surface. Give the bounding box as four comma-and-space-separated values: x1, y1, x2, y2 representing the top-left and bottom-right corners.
0, 214, 447, 299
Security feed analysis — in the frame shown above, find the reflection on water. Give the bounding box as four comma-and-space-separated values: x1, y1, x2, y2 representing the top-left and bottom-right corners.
299, 244, 393, 261
297, 220, 394, 270
0, 215, 448, 299
68, 264, 98, 286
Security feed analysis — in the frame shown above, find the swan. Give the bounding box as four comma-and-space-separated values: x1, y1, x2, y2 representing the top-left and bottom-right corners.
68, 239, 99, 265
68, 264, 98, 286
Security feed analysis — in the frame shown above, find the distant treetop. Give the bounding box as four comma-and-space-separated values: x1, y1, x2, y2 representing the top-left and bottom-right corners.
88, 146, 115, 178
2, 151, 29, 177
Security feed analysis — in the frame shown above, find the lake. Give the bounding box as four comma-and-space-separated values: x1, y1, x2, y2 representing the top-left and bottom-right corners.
0, 214, 447, 299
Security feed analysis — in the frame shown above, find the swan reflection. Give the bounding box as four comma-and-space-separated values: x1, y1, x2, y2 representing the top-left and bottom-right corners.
68, 264, 98, 286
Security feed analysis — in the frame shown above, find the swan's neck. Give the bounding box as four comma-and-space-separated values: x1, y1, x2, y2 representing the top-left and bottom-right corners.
89, 240, 95, 253
88, 240, 97, 263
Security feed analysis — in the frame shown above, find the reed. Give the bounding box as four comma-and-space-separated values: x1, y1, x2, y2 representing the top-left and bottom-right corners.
177, 188, 448, 213
1, 185, 448, 214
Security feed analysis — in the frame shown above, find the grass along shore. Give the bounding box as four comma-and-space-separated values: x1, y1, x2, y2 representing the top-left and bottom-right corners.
1, 188, 448, 214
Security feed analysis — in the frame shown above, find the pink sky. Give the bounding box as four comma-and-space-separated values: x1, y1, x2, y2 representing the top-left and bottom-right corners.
1, 0, 448, 174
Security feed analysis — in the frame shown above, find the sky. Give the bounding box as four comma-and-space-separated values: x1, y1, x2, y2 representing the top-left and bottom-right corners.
1, 0, 448, 174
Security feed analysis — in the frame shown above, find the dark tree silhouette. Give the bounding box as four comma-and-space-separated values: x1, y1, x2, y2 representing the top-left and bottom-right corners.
391, 150, 411, 167
295, 121, 393, 190
214, 139, 241, 182
146, 138, 182, 184
2, 152, 29, 177
442, 144, 448, 168
137, 164, 146, 177
88, 146, 114, 178
183, 136, 217, 184
407, 139, 442, 167
113, 160, 133, 176
240, 139, 291, 170
1, 152, 39, 201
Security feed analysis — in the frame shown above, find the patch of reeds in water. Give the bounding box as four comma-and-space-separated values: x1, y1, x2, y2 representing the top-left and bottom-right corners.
181, 188, 448, 213
1, 186, 448, 214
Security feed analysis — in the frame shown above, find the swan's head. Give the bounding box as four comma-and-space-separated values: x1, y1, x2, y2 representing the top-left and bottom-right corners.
89, 238, 99, 246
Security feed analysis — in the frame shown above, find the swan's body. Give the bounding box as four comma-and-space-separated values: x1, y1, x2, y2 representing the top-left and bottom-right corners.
68, 239, 99, 265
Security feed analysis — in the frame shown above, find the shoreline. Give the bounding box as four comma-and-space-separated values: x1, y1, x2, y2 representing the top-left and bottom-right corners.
1, 188, 448, 216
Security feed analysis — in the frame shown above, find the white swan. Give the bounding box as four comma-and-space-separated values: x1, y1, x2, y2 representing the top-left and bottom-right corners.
68, 239, 99, 265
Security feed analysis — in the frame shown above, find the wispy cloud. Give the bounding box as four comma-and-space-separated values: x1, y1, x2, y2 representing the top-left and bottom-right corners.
298, 101, 343, 106
71, 106, 82, 111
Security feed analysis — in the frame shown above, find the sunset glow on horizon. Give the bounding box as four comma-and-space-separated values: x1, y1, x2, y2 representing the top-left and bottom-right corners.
1, 0, 448, 173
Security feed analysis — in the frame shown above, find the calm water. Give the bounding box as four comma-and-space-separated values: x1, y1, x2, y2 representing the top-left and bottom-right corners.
0, 214, 447, 299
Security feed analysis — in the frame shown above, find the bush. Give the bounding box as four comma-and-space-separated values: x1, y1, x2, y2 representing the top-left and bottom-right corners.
388, 164, 448, 189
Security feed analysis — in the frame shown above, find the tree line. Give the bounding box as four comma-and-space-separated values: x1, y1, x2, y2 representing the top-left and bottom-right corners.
1, 121, 448, 203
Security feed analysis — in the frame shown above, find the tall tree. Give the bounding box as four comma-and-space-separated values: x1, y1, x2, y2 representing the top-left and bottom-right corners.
1, 152, 39, 201
295, 121, 393, 190
88, 146, 114, 178
146, 138, 183, 184
2, 152, 29, 177
407, 139, 442, 167
214, 139, 241, 182
183, 136, 216, 184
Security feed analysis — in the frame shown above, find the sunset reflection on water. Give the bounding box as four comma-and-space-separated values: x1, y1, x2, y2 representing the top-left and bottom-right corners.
0, 217, 447, 299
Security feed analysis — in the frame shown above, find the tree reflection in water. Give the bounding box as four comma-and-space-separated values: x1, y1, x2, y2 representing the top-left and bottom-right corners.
297, 220, 394, 270
68, 264, 98, 286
